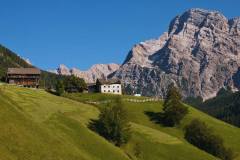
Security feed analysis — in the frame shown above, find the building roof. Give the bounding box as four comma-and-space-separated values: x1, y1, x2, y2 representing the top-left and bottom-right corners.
7, 68, 41, 75
96, 78, 121, 85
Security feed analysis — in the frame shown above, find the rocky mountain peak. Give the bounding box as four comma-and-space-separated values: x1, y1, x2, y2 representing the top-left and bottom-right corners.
169, 8, 228, 36
57, 64, 71, 75
123, 32, 169, 67
111, 8, 240, 100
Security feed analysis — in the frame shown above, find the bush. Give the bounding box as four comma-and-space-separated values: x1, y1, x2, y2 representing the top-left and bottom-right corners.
162, 85, 188, 126
91, 97, 131, 146
185, 119, 234, 160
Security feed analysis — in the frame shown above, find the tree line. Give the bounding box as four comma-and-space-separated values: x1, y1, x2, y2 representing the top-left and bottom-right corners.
55, 75, 87, 95
185, 87, 240, 128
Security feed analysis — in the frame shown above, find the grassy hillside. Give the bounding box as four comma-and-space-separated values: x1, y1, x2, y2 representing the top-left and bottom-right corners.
63, 93, 149, 103
0, 85, 129, 160
123, 101, 240, 159
65, 93, 240, 160
1, 86, 240, 160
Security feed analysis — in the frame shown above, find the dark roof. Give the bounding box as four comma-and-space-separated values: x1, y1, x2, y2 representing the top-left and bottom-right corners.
87, 83, 96, 86
7, 68, 41, 75
97, 79, 121, 85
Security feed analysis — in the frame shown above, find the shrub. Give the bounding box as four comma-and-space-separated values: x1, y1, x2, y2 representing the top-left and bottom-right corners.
185, 119, 234, 160
162, 85, 188, 126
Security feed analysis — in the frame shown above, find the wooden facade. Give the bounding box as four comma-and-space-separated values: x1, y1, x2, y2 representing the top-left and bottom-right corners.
7, 68, 41, 88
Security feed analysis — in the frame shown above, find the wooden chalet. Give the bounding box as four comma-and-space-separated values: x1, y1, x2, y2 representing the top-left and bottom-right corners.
6, 68, 41, 88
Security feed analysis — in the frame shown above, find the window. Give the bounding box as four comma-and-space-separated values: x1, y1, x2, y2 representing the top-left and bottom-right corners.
108, 86, 110, 88
108, 90, 110, 92
103, 90, 106, 92
113, 86, 115, 88
117, 90, 119, 92
104, 85, 106, 88
117, 86, 119, 88
113, 90, 115, 93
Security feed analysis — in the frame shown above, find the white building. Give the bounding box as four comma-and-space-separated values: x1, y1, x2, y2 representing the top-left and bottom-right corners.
96, 79, 122, 95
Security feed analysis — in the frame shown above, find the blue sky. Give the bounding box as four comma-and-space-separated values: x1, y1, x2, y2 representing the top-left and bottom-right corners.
0, 0, 240, 70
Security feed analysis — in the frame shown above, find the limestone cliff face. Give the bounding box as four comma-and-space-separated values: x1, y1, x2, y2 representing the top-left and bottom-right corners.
111, 9, 240, 100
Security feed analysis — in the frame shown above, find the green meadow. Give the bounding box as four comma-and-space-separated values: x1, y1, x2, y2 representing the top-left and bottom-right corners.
0, 85, 240, 160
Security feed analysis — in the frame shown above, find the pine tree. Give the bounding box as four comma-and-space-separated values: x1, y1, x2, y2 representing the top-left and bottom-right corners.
162, 85, 188, 126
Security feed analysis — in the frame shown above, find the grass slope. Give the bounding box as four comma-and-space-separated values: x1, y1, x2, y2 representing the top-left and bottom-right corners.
65, 93, 240, 160
1, 87, 240, 160
0, 85, 129, 160
123, 101, 240, 160
63, 93, 148, 103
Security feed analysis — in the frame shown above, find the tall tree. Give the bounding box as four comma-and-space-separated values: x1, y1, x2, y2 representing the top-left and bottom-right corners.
95, 97, 131, 146
56, 80, 65, 96
162, 85, 188, 126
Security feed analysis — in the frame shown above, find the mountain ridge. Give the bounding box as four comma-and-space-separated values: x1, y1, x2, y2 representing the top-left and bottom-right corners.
49, 63, 120, 83
111, 8, 240, 100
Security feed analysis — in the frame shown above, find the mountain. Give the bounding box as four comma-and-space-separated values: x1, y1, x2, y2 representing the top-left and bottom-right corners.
111, 8, 240, 100
50, 63, 120, 83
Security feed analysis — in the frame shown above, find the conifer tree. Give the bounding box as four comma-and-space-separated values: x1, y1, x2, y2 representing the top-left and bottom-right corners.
97, 97, 131, 146
162, 85, 188, 126
56, 80, 65, 96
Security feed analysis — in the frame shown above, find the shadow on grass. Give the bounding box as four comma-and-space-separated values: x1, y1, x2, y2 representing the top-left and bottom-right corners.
88, 119, 104, 136
144, 111, 167, 126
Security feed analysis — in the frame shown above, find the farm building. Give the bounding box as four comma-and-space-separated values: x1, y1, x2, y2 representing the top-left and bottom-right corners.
96, 79, 122, 95
6, 68, 41, 88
